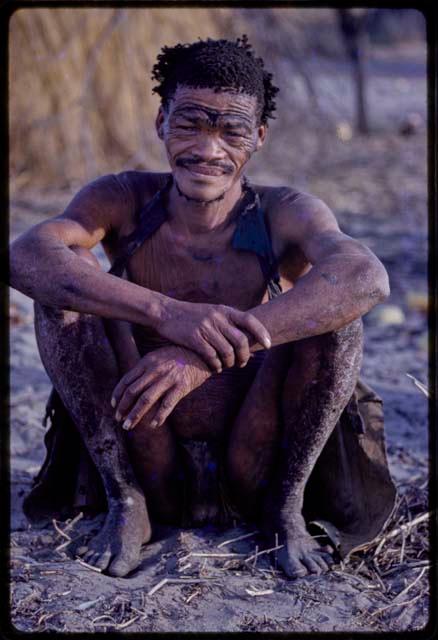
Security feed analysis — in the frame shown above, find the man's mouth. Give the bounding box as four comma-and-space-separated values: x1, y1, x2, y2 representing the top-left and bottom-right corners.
184, 164, 225, 176
176, 160, 233, 177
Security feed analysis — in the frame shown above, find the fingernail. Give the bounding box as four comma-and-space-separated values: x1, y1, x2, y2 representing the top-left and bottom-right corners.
264, 337, 272, 348
122, 419, 131, 430
111, 398, 116, 408
150, 420, 158, 429
115, 411, 121, 421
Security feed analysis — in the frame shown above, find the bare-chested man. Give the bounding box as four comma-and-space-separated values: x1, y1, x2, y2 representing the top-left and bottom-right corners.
9, 36, 395, 579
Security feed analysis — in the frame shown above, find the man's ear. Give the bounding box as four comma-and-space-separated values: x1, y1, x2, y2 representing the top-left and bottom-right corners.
156, 107, 166, 140
255, 124, 267, 151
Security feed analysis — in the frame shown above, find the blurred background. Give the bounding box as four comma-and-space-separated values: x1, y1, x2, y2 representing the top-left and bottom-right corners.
9, 7, 429, 469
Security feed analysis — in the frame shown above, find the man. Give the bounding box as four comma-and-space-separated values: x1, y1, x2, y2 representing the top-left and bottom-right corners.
10, 36, 396, 579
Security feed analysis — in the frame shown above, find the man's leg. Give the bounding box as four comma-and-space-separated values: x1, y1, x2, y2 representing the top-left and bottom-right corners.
33, 249, 151, 576
227, 319, 363, 577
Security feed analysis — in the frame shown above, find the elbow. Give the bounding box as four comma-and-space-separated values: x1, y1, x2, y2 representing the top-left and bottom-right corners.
362, 257, 390, 308
9, 240, 26, 290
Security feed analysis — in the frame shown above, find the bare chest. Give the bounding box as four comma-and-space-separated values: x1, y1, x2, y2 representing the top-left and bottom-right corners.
126, 225, 269, 310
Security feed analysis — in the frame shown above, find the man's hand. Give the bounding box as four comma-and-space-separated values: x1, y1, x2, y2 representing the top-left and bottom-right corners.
111, 346, 212, 431
157, 301, 271, 372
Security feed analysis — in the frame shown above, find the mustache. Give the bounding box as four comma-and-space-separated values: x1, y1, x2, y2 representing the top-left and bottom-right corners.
176, 157, 234, 174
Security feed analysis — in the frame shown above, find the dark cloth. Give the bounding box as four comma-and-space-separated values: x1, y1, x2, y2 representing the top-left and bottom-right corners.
23, 174, 396, 558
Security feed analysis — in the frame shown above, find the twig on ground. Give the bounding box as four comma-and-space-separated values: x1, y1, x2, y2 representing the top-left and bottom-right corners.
394, 566, 428, 601
371, 563, 387, 592
370, 592, 424, 618
245, 586, 274, 597
116, 616, 139, 629
371, 512, 430, 553
406, 373, 429, 397
217, 531, 259, 548
37, 612, 58, 627
381, 560, 430, 577
75, 558, 103, 573
245, 544, 284, 564
399, 530, 406, 564
179, 552, 246, 563
147, 577, 215, 597
63, 512, 84, 533
56, 535, 83, 553
253, 545, 259, 569
92, 614, 117, 625
52, 519, 71, 541
185, 588, 201, 604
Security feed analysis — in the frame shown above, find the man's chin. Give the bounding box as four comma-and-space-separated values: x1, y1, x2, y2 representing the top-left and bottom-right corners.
174, 168, 233, 203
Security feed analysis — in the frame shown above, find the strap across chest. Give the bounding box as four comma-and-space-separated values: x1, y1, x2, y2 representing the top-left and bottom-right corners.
108, 176, 283, 300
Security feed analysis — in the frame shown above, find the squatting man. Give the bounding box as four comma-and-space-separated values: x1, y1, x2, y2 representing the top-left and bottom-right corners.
10, 36, 396, 579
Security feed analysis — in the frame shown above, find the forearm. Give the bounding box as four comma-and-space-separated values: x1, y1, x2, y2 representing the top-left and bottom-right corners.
249, 254, 389, 349
9, 234, 170, 328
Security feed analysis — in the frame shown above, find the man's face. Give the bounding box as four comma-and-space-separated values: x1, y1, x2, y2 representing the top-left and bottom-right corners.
156, 85, 267, 202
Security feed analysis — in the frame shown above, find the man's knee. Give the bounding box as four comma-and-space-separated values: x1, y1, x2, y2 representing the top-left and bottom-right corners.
294, 318, 363, 360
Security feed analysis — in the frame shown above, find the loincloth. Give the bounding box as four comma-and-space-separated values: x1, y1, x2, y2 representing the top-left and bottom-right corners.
22, 378, 396, 559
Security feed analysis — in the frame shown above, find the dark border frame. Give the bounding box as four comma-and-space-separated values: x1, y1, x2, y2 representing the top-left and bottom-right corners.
0, 2, 436, 638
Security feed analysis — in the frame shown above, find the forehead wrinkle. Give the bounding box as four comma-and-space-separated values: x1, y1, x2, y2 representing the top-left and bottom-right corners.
172, 104, 255, 127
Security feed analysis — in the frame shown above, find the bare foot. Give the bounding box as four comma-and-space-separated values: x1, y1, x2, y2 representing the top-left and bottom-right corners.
76, 486, 151, 577
266, 515, 334, 579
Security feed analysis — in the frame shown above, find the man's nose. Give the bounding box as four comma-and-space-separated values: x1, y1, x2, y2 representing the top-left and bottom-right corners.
192, 131, 225, 160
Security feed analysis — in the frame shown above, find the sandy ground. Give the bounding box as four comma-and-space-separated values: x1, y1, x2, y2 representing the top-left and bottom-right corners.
8, 43, 431, 633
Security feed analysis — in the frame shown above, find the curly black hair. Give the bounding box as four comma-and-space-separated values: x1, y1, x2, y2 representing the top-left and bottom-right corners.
151, 35, 279, 125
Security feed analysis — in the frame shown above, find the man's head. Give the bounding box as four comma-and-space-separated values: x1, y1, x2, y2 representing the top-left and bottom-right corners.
151, 36, 279, 203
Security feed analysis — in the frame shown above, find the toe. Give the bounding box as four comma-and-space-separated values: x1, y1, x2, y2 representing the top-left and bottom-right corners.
301, 554, 323, 575
317, 551, 335, 566
87, 552, 103, 566
107, 556, 135, 578
84, 550, 97, 564
94, 549, 112, 571
76, 545, 88, 557
277, 549, 307, 579
311, 553, 331, 573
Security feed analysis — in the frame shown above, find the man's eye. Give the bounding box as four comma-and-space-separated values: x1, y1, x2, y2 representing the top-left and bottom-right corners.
224, 131, 247, 142
224, 129, 246, 138
175, 124, 198, 132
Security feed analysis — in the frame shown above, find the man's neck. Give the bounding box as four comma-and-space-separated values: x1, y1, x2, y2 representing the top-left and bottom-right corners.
166, 178, 244, 237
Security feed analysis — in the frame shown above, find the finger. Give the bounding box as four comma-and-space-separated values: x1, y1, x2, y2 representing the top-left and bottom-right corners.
122, 379, 173, 431
201, 328, 236, 369
111, 365, 145, 407
116, 371, 165, 421
220, 325, 250, 367
192, 335, 223, 373
149, 386, 182, 428
230, 310, 271, 350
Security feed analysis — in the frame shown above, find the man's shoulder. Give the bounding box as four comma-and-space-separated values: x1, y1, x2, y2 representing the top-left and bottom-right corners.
252, 182, 327, 218
251, 181, 338, 251
112, 170, 171, 206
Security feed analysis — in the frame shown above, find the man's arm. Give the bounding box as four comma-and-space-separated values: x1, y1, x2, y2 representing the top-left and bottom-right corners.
9, 174, 169, 327
249, 191, 389, 346
9, 173, 271, 371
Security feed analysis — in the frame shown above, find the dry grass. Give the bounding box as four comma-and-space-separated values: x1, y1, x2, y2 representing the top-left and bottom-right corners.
9, 7, 393, 193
